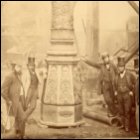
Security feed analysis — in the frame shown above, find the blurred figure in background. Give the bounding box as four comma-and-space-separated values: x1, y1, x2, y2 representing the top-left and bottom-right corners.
134, 58, 139, 135
1, 61, 16, 133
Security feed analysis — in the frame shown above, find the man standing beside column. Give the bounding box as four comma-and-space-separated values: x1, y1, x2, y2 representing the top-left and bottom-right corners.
115, 56, 136, 132
21, 54, 40, 120
81, 52, 118, 117
1, 61, 26, 138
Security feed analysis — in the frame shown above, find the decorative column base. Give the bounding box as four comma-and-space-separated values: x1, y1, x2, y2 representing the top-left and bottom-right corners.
40, 104, 84, 127
40, 62, 84, 127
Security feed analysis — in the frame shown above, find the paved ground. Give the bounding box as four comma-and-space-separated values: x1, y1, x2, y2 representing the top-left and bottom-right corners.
2, 102, 138, 139
2, 117, 138, 139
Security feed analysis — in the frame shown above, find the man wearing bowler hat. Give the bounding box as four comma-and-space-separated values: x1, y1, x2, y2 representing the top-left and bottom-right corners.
115, 56, 136, 132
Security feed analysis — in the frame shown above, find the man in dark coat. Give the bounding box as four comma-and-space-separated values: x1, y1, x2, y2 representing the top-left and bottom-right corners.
98, 52, 118, 117
134, 58, 139, 134
1, 61, 26, 138
115, 56, 136, 132
21, 55, 39, 121
82, 52, 118, 117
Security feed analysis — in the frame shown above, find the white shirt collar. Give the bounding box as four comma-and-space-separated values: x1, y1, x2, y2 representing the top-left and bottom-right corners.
105, 64, 110, 70
120, 70, 126, 78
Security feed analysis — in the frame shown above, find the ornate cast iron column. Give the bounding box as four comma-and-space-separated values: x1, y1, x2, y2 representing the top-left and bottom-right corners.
41, 1, 84, 127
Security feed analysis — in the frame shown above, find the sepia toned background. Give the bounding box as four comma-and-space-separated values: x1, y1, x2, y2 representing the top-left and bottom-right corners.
1, 1, 139, 62
1, 1, 139, 139
1, 1, 139, 98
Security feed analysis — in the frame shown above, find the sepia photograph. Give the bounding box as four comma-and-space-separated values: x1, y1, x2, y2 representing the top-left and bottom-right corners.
1, 1, 139, 139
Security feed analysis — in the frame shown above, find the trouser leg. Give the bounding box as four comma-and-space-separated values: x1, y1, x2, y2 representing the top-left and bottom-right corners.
25, 88, 32, 109
19, 121, 26, 138
15, 115, 25, 138
14, 116, 20, 135
136, 104, 139, 132
16, 102, 26, 137
109, 88, 117, 115
124, 93, 132, 130
117, 94, 125, 125
25, 94, 37, 120
103, 89, 116, 115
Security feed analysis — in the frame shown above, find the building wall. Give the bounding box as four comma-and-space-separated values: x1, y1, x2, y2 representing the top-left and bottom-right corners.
99, 1, 138, 57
